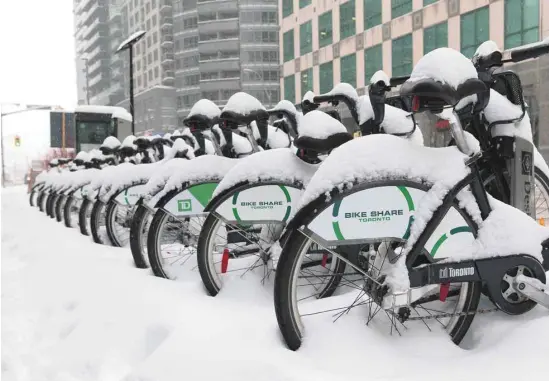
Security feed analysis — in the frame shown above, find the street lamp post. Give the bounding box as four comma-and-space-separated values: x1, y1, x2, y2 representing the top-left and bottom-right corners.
242, 68, 273, 106
115, 30, 146, 136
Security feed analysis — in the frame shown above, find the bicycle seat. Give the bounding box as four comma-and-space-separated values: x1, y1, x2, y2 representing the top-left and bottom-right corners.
219, 109, 269, 128
400, 48, 488, 111
400, 77, 487, 110
135, 136, 152, 150
294, 110, 352, 154
184, 113, 219, 131
219, 92, 268, 128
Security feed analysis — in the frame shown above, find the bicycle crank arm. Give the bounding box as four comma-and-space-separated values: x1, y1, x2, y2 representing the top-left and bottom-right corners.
513, 274, 549, 309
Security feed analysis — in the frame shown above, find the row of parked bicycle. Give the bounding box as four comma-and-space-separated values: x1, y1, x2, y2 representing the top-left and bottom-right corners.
29, 42, 549, 350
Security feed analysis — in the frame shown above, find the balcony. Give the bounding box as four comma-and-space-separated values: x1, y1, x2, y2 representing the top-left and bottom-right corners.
200, 77, 240, 92
162, 53, 174, 64
197, 18, 238, 34
197, 0, 238, 14
86, 44, 107, 61
199, 57, 239, 72
162, 76, 175, 86
160, 0, 172, 13
161, 34, 174, 47
198, 38, 238, 55
161, 16, 173, 30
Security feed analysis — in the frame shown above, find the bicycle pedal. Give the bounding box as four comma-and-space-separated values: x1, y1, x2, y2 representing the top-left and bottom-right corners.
513, 274, 549, 309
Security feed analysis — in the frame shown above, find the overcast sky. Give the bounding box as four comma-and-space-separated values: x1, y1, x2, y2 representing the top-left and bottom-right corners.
0, 0, 76, 167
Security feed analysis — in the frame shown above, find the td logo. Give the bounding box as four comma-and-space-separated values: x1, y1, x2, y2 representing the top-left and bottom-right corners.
177, 199, 192, 212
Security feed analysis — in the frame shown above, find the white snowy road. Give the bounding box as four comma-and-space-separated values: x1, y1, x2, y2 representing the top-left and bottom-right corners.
2, 186, 549, 381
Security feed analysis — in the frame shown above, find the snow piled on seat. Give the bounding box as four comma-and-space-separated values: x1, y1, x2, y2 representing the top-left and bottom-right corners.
188, 99, 221, 119
147, 155, 239, 206
302, 90, 315, 103
325, 83, 359, 103
407, 48, 478, 89
370, 70, 390, 86
101, 136, 121, 149
271, 100, 297, 115
222, 92, 265, 115
472, 40, 500, 65
213, 148, 318, 197
298, 110, 348, 139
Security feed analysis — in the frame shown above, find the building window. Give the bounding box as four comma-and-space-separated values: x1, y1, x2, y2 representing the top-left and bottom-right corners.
505, 0, 539, 49
301, 68, 313, 95
461, 6, 489, 58
300, 21, 312, 55
300, 0, 311, 8
149, 70, 152, 80
283, 0, 293, 18
424, 0, 437, 5
283, 29, 294, 62
318, 11, 333, 48
392, 33, 413, 77
152, 15, 157, 26
154, 50, 159, 61
319, 61, 333, 94
364, 44, 382, 83
284, 75, 295, 103
340, 0, 356, 40
340, 53, 357, 87
364, 0, 382, 30
155, 67, 159, 78
424, 21, 448, 54
392, 0, 412, 19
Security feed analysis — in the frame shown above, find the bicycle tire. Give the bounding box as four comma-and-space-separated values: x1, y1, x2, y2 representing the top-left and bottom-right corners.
79, 198, 92, 236
147, 209, 173, 278
130, 203, 152, 268
274, 179, 482, 351
90, 200, 109, 245
55, 194, 66, 222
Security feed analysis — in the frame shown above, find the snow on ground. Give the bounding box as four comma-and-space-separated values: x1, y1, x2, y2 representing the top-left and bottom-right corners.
2, 186, 549, 381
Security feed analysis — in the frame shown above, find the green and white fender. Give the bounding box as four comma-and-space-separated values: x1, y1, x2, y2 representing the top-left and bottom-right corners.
162, 182, 219, 217
114, 184, 148, 207
306, 185, 475, 260
215, 184, 302, 224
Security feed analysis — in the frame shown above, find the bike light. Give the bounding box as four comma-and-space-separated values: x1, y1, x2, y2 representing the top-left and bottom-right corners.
436, 119, 450, 130
411, 96, 420, 112
539, 217, 545, 226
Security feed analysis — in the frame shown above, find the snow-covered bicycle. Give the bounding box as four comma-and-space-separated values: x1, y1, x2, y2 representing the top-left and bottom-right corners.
273, 47, 549, 351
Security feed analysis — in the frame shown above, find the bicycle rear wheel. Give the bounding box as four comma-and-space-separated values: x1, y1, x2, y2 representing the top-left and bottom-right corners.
129, 203, 153, 268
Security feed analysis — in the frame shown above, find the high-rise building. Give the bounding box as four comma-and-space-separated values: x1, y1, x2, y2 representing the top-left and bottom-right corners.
73, 0, 122, 106
279, 0, 549, 158
116, 0, 178, 134
74, 0, 281, 134
173, 0, 280, 128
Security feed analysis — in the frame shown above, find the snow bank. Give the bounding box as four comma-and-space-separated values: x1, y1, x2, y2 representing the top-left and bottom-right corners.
223, 92, 266, 115
188, 99, 221, 119
5, 186, 549, 381
408, 48, 478, 89
213, 148, 319, 197
298, 110, 348, 139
